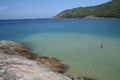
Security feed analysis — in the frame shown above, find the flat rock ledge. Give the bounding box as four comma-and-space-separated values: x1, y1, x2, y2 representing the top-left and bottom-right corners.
0, 40, 94, 80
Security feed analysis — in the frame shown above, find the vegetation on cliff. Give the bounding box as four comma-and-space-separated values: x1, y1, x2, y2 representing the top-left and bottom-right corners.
54, 0, 120, 18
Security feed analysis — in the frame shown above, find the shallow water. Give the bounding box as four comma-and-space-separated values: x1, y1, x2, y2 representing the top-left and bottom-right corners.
0, 19, 120, 80
21, 32, 120, 80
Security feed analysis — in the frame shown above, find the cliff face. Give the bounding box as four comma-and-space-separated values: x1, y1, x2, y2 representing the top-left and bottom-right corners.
0, 40, 71, 80
54, 0, 120, 18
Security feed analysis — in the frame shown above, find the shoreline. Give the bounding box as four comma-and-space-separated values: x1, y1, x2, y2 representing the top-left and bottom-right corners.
0, 40, 94, 80
0, 17, 120, 21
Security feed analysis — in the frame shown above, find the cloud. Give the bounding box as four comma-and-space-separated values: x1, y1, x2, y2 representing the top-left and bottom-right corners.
0, 6, 8, 11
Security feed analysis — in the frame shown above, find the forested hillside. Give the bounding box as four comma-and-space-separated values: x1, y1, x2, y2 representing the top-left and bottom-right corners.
54, 0, 120, 18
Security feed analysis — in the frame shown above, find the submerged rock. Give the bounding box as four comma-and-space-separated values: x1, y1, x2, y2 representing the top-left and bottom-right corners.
25, 53, 68, 73
35, 56, 68, 73
67, 75, 95, 80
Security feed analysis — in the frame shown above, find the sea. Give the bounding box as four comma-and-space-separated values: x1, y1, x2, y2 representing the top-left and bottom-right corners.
0, 18, 120, 80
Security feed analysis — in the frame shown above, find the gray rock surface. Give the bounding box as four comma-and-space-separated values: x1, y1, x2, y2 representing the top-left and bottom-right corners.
0, 40, 71, 80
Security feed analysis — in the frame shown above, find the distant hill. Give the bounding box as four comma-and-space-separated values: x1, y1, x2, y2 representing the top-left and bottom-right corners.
54, 0, 120, 18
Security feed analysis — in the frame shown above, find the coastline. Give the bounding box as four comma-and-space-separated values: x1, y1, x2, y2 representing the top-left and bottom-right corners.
0, 40, 94, 80
53, 17, 120, 19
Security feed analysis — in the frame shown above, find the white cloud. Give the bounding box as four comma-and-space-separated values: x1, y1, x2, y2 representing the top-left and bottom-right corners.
0, 6, 8, 11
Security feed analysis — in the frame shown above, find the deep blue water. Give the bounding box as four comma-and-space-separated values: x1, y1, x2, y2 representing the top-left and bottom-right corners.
0, 18, 120, 41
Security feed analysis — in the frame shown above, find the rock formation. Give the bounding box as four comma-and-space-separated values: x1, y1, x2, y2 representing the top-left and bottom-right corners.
0, 40, 71, 80
0, 40, 95, 80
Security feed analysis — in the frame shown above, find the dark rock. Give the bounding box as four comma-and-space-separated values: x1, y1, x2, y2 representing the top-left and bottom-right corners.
36, 56, 68, 73
67, 75, 95, 80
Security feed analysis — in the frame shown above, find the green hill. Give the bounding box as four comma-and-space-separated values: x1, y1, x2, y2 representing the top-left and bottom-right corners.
54, 0, 120, 18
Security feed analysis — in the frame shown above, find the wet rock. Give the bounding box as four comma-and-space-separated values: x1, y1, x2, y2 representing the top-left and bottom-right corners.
35, 56, 68, 73
25, 53, 68, 73
67, 75, 95, 80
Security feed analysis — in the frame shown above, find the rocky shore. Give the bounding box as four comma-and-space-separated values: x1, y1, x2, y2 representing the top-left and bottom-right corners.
0, 40, 94, 80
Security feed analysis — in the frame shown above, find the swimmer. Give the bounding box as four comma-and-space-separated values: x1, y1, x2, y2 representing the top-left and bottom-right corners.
100, 43, 104, 48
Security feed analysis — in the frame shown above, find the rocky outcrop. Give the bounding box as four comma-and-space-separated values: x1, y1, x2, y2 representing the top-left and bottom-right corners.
0, 40, 28, 56
0, 40, 67, 73
0, 52, 71, 80
0, 40, 71, 80
0, 40, 95, 80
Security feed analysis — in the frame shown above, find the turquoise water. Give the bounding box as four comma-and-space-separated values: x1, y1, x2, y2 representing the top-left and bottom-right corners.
0, 19, 120, 80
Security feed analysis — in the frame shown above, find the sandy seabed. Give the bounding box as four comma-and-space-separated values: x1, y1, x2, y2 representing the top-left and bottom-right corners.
21, 32, 120, 80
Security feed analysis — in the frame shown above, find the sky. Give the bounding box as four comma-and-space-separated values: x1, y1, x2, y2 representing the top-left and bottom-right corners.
0, 0, 111, 19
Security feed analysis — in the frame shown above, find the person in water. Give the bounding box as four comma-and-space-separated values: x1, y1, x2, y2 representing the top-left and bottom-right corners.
100, 43, 104, 48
